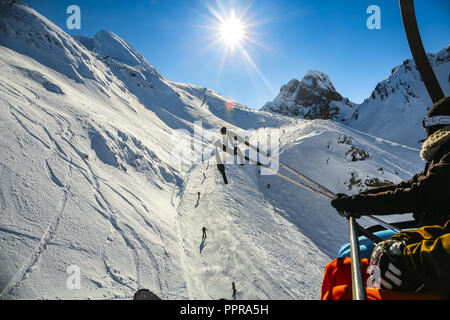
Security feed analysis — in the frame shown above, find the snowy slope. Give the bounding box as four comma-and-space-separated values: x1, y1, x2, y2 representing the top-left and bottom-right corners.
72, 30, 289, 133
0, 0, 424, 300
176, 121, 422, 299
261, 47, 450, 148
0, 45, 192, 299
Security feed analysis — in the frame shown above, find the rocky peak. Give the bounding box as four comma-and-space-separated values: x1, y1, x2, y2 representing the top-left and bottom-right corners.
368, 46, 449, 104
262, 70, 350, 120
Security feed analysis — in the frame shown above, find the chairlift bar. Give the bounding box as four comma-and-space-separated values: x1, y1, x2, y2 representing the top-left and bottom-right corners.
349, 216, 368, 300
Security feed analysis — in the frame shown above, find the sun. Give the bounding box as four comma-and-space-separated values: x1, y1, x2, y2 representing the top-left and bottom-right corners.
219, 13, 245, 49
199, 2, 275, 92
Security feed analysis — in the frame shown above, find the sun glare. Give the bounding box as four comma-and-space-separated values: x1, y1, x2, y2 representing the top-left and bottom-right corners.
200, 2, 275, 93
219, 13, 245, 48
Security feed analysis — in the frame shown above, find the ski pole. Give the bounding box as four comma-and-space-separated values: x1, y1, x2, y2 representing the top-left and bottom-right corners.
282, 170, 401, 233
293, 182, 401, 234
279, 162, 337, 199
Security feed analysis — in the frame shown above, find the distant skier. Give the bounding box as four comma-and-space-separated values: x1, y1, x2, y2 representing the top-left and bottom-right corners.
232, 282, 237, 298
201, 172, 207, 184
202, 227, 207, 239
201, 95, 207, 107
195, 191, 201, 208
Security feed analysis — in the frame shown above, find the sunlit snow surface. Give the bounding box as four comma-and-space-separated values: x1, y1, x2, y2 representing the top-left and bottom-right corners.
0, 0, 424, 299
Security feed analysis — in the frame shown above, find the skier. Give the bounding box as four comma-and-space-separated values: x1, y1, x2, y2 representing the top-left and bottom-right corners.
327, 96, 450, 299
232, 282, 237, 297
195, 191, 201, 208
202, 227, 207, 239
201, 172, 207, 184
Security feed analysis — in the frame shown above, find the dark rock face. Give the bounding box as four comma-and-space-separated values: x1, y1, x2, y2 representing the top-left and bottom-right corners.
262, 70, 350, 120
261, 45, 449, 131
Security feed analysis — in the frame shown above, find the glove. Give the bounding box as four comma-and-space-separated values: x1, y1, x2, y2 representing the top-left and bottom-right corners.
330, 193, 361, 218
368, 239, 404, 290
367, 239, 422, 292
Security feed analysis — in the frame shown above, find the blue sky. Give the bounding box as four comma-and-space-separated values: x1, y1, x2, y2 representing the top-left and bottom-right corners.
28, 0, 449, 109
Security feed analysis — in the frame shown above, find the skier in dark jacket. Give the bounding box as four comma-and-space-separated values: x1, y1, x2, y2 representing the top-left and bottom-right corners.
331, 96, 450, 298
202, 227, 207, 239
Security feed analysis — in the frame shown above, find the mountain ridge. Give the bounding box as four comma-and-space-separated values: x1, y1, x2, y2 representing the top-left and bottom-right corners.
261, 46, 450, 147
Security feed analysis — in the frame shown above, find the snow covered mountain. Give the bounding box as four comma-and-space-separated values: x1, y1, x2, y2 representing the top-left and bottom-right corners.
0, 0, 424, 300
262, 47, 450, 148
261, 70, 356, 121
349, 47, 450, 148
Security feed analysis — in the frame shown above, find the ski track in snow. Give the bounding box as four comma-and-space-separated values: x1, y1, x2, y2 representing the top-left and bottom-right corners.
1, 78, 423, 299
3, 95, 163, 297
171, 161, 202, 300
102, 181, 167, 292
1, 99, 72, 298
59, 121, 158, 294
0, 170, 70, 297
73, 147, 145, 293
57, 128, 146, 293
69, 138, 174, 297
0, 191, 69, 297
0, 225, 41, 242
